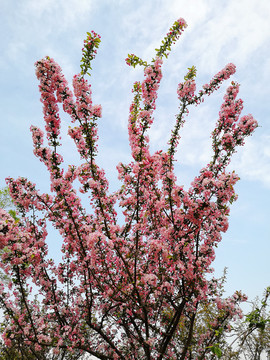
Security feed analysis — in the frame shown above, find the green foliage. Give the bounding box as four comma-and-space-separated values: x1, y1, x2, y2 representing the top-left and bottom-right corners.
245, 287, 270, 331
125, 53, 148, 68
0, 188, 13, 210
245, 308, 267, 330
0, 187, 19, 221
80, 31, 101, 77
227, 287, 270, 360
155, 19, 187, 59
184, 66, 197, 81
209, 344, 222, 358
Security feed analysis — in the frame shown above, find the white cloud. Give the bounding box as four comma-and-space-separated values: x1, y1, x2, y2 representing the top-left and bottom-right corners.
21, 0, 94, 30
231, 135, 270, 188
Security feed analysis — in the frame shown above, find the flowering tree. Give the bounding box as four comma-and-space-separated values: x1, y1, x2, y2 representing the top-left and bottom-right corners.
0, 19, 258, 359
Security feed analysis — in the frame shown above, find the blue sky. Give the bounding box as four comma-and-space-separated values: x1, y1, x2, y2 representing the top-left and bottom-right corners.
0, 0, 270, 303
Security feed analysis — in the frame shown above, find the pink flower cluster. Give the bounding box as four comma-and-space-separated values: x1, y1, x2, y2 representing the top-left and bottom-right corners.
202, 63, 236, 95
128, 57, 163, 160
166, 17, 187, 42
177, 79, 196, 102
211, 82, 257, 162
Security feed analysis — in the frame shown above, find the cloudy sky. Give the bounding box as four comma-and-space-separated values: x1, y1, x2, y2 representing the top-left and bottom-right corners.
1, 0, 269, 303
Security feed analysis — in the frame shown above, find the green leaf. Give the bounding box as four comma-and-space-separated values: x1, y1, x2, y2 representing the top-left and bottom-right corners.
209, 345, 222, 358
